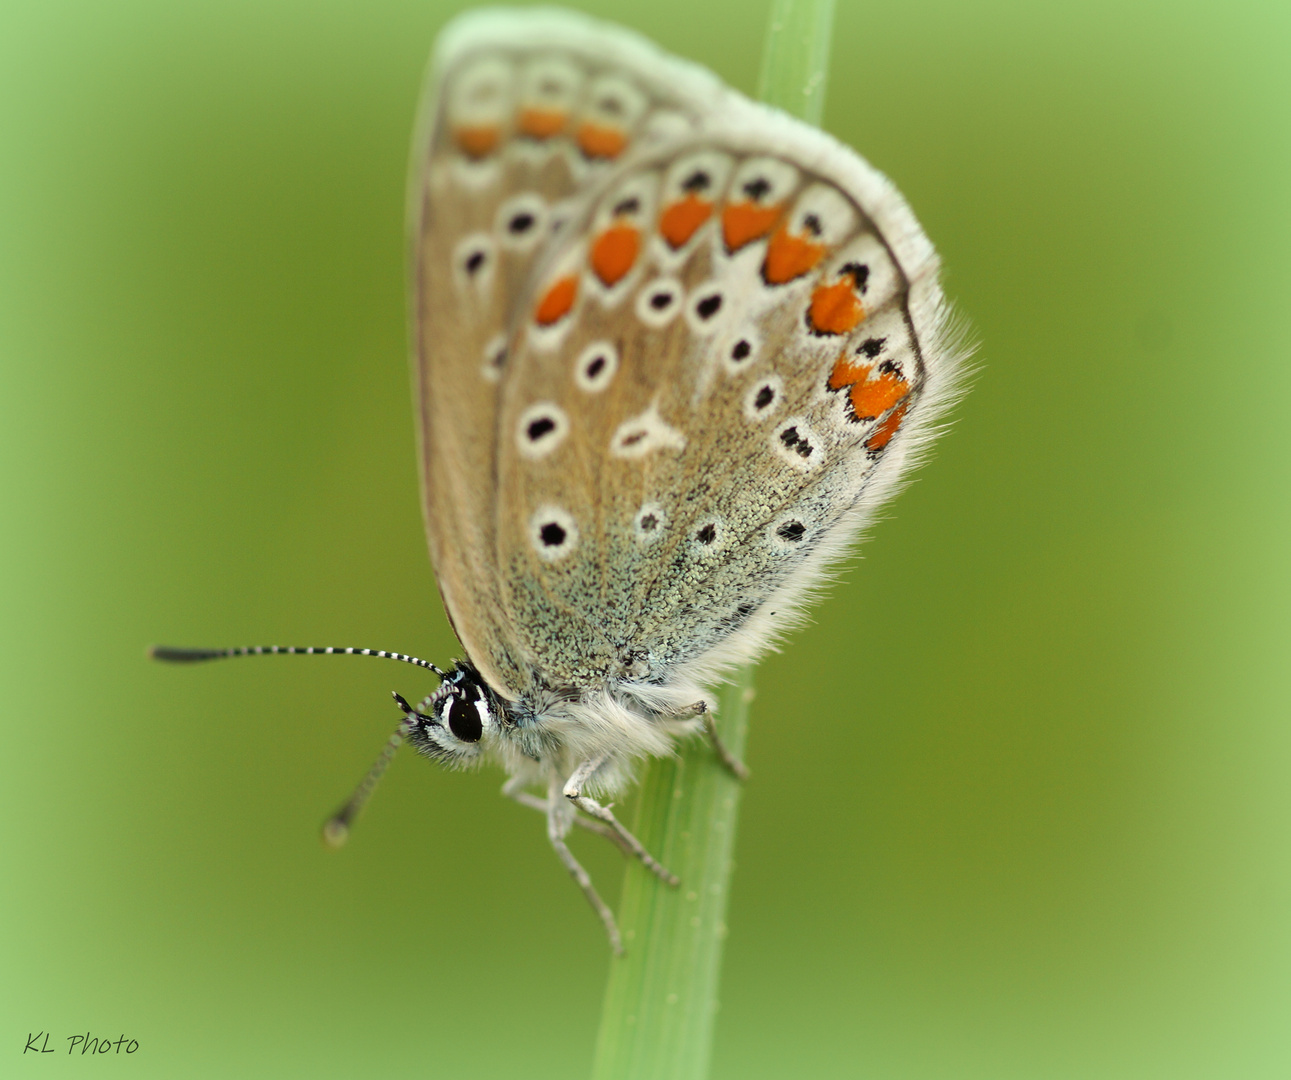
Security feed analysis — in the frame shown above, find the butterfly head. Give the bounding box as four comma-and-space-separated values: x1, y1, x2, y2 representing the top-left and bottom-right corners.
402, 662, 499, 767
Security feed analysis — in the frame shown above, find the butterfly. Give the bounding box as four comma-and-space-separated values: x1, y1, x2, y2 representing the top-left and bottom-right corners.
152, 7, 966, 953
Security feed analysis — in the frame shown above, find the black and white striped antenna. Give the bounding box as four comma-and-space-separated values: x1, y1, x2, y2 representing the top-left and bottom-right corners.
149, 642, 448, 844
148, 643, 448, 679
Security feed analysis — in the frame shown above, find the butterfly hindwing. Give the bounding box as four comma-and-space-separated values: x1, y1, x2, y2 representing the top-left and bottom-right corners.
493, 114, 963, 695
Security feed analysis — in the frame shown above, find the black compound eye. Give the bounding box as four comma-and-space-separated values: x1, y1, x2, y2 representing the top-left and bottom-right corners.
446, 696, 482, 743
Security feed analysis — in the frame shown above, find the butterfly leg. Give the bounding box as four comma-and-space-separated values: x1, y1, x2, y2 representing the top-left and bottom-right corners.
564, 757, 680, 887
501, 776, 635, 857
668, 701, 750, 780
701, 708, 750, 781
544, 776, 624, 955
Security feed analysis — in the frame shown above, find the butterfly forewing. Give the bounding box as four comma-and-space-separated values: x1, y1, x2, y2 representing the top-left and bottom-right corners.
412, 11, 733, 696
493, 116, 958, 694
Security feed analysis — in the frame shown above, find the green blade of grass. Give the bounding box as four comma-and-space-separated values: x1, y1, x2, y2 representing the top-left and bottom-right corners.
590, 4, 836, 1078
590, 666, 753, 1080
758, 0, 836, 127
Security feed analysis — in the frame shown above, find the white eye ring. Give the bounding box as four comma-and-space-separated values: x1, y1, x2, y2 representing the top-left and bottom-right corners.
529, 505, 579, 561
481, 333, 507, 382
516, 402, 569, 459
743, 376, 784, 421
574, 341, 619, 392
452, 233, 495, 292
633, 502, 667, 543
723, 329, 761, 374
635, 276, 683, 328
690, 517, 723, 552
770, 516, 809, 549
609, 405, 686, 459
772, 418, 824, 472
685, 284, 727, 335
495, 193, 548, 252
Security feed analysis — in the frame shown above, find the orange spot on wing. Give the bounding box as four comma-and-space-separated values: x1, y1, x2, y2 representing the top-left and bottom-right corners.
590, 222, 641, 286
826, 354, 860, 393
722, 200, 783, 251
763, 225, 827, 284
865, 401, 908, 454
829, 353, 910, 422
535, 275, 578, 326
517, 107, 566, 139
454, 125, 501, 158
809, 278, 865, 335
577, 122, 628, 159
852, 373, 908, 421
659, 193, 713, 249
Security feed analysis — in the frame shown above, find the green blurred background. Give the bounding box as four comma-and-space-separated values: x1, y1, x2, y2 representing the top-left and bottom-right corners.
3, 0, 1288, 1076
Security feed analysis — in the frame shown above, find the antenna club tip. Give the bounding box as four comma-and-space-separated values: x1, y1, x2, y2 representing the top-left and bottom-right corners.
321, 818, 350, 849
146, 645, 159, 660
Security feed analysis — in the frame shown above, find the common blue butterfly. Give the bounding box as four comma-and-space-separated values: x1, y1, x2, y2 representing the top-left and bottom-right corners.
153, 7, 966, 952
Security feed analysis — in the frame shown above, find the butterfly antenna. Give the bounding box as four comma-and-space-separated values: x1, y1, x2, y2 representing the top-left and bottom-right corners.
148, 644, 448, 680
321, 693, 428, 848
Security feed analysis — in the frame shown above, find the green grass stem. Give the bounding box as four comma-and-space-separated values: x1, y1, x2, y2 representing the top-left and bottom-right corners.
758, 0, 836, 127
589, 4, 836, 1078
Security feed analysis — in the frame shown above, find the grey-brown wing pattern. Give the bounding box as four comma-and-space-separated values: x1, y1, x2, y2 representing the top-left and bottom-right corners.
411, 11, 731, 698
491, 115, 961, 696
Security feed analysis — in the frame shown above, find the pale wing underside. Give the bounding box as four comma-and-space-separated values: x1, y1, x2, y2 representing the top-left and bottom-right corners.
412, 10, 732, 697
492, 115, 963, 695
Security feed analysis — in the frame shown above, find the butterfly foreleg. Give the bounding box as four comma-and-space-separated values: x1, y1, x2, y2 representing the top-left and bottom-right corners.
500, 775, 635, 856
543, 774, 624, 955
663, 701, 750, 781
563, 757, 680, 887
700, 708, 750, 781
501, 774, 549, 814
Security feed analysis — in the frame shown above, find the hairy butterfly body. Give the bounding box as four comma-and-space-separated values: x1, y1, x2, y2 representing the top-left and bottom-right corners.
154, 7, 967, 952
